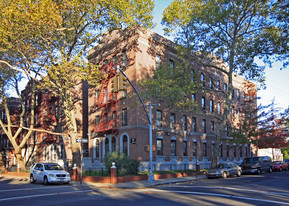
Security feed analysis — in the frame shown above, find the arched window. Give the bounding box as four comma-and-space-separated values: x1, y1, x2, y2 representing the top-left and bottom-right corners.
105, 138, 109, 155
123, 135, 128, 155
94, 139, 100, 159
112, 136, 116, 152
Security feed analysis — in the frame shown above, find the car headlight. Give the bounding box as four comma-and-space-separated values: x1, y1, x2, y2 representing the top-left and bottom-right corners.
216, 171, 221, 174
48, 174, 55, 177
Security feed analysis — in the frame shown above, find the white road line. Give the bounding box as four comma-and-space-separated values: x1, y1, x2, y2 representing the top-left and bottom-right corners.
0, 185, 72, 193
0, 190, 92, 202
166, 185, 289, 197
152, 189, 289, 205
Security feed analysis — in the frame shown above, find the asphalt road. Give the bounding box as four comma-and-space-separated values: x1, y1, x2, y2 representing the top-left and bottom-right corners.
0, 171, 288, 206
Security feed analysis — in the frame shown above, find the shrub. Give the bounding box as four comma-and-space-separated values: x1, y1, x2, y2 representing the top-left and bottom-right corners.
104, 152, 141, 176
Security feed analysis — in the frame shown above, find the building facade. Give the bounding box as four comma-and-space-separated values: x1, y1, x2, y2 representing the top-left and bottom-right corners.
85, 28, 257, 171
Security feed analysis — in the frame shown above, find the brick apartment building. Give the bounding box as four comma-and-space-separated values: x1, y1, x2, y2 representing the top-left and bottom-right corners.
85, 28, 257, 171
0, 28, 257, 171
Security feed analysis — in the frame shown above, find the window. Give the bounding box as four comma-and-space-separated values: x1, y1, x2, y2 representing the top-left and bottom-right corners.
209, 99, 214, 112
122, 135, 128, 155
170, 113, 176, 129
225, 124, 229, 136
232, 106, 235, 118
182, 115, 187, 131
103, 113, 108, 123
202, 119, 206, 133
191, 93, 195, 103
237, 89, 240, 101
211, 142, 215, 158
203, 141, 207, 157
95, 115, 100, 125
95, 139, 100, 159
95, 91, 99, 104
192, 117, 197, 132
232, 89, 235, 98
245, 145, 248, 157
238, 108, 240, 120
122, 108, 127, 126
183, 140, 188, 156
191, 70, 194, 82
243, 91, 246, 100
201, 73, 205, 86
171, 139, 176, 156
157, 139, 163, 156
209, 77, 213, 89
233, 145, 236, 158
169, 59, 174, 69
239, 146, 242, 157
217, 80, 220, 90
156, 110, 162, 127
211, 121, 214, 132
112, 137, 116, 152
105, 138, 109, 155
226, 144, 229, 158
112, 55, 117, 63
156, 55, 161, 69
122, 50, 127, 67
202, 97, 206, 111
193, 141, 197, 156
219, 143, 223, 157
224, 83, 227, 91
113, 111, 117, 128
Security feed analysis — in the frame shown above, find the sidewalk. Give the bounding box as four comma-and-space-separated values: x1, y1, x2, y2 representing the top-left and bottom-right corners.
0, 174, 207, 189
73, 174, 207, 189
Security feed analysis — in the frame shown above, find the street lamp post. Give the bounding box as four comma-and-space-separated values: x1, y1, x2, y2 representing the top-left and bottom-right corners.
117, 66, 155, 183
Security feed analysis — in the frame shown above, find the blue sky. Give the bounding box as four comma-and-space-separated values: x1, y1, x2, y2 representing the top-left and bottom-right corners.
152, 0, 289, 111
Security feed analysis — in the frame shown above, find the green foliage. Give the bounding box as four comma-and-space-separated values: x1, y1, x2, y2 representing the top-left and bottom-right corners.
104, 152, 141, 176
282, 148, 289, 160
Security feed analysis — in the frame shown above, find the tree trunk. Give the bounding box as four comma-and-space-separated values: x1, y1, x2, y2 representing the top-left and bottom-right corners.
15, 152, 25, 170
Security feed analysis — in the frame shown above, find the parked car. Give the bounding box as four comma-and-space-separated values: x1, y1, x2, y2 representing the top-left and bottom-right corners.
206, 163, 242, 179
273, 161, 289, 172
30, 163, 70, 185
240, 156, 273, 175
284, 159, 289, 165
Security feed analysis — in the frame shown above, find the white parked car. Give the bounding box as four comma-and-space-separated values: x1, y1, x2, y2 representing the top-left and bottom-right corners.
30, 163, 70, 185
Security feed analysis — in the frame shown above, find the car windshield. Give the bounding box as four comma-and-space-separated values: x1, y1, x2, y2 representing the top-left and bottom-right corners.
213, 164, 227, 169
44, 164, 63, 170
242, 157, 259, 164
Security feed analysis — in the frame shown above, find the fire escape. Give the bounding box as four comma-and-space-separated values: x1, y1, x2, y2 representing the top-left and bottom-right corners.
94, 62, 120, 136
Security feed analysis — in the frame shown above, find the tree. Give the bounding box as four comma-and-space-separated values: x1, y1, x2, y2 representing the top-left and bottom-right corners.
155, 0, 288, 166
0, 0, 154, 168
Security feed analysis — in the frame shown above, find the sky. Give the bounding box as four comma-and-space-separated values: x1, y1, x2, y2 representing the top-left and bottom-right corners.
152, 0, 289, 112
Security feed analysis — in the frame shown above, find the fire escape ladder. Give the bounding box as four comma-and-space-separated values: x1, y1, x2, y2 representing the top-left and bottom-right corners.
94, 62, 119, 135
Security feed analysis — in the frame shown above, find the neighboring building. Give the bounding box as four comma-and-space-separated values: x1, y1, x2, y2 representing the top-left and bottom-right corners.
0, 97, 21, 170
86, 28, 257, 171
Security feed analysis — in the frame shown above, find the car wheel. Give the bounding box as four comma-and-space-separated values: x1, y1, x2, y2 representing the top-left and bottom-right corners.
30, 175, 35, 184
237, 170, 241, 177
257, 169, 261, 175
43, 176, 49, 185
222, 172, 227, 179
